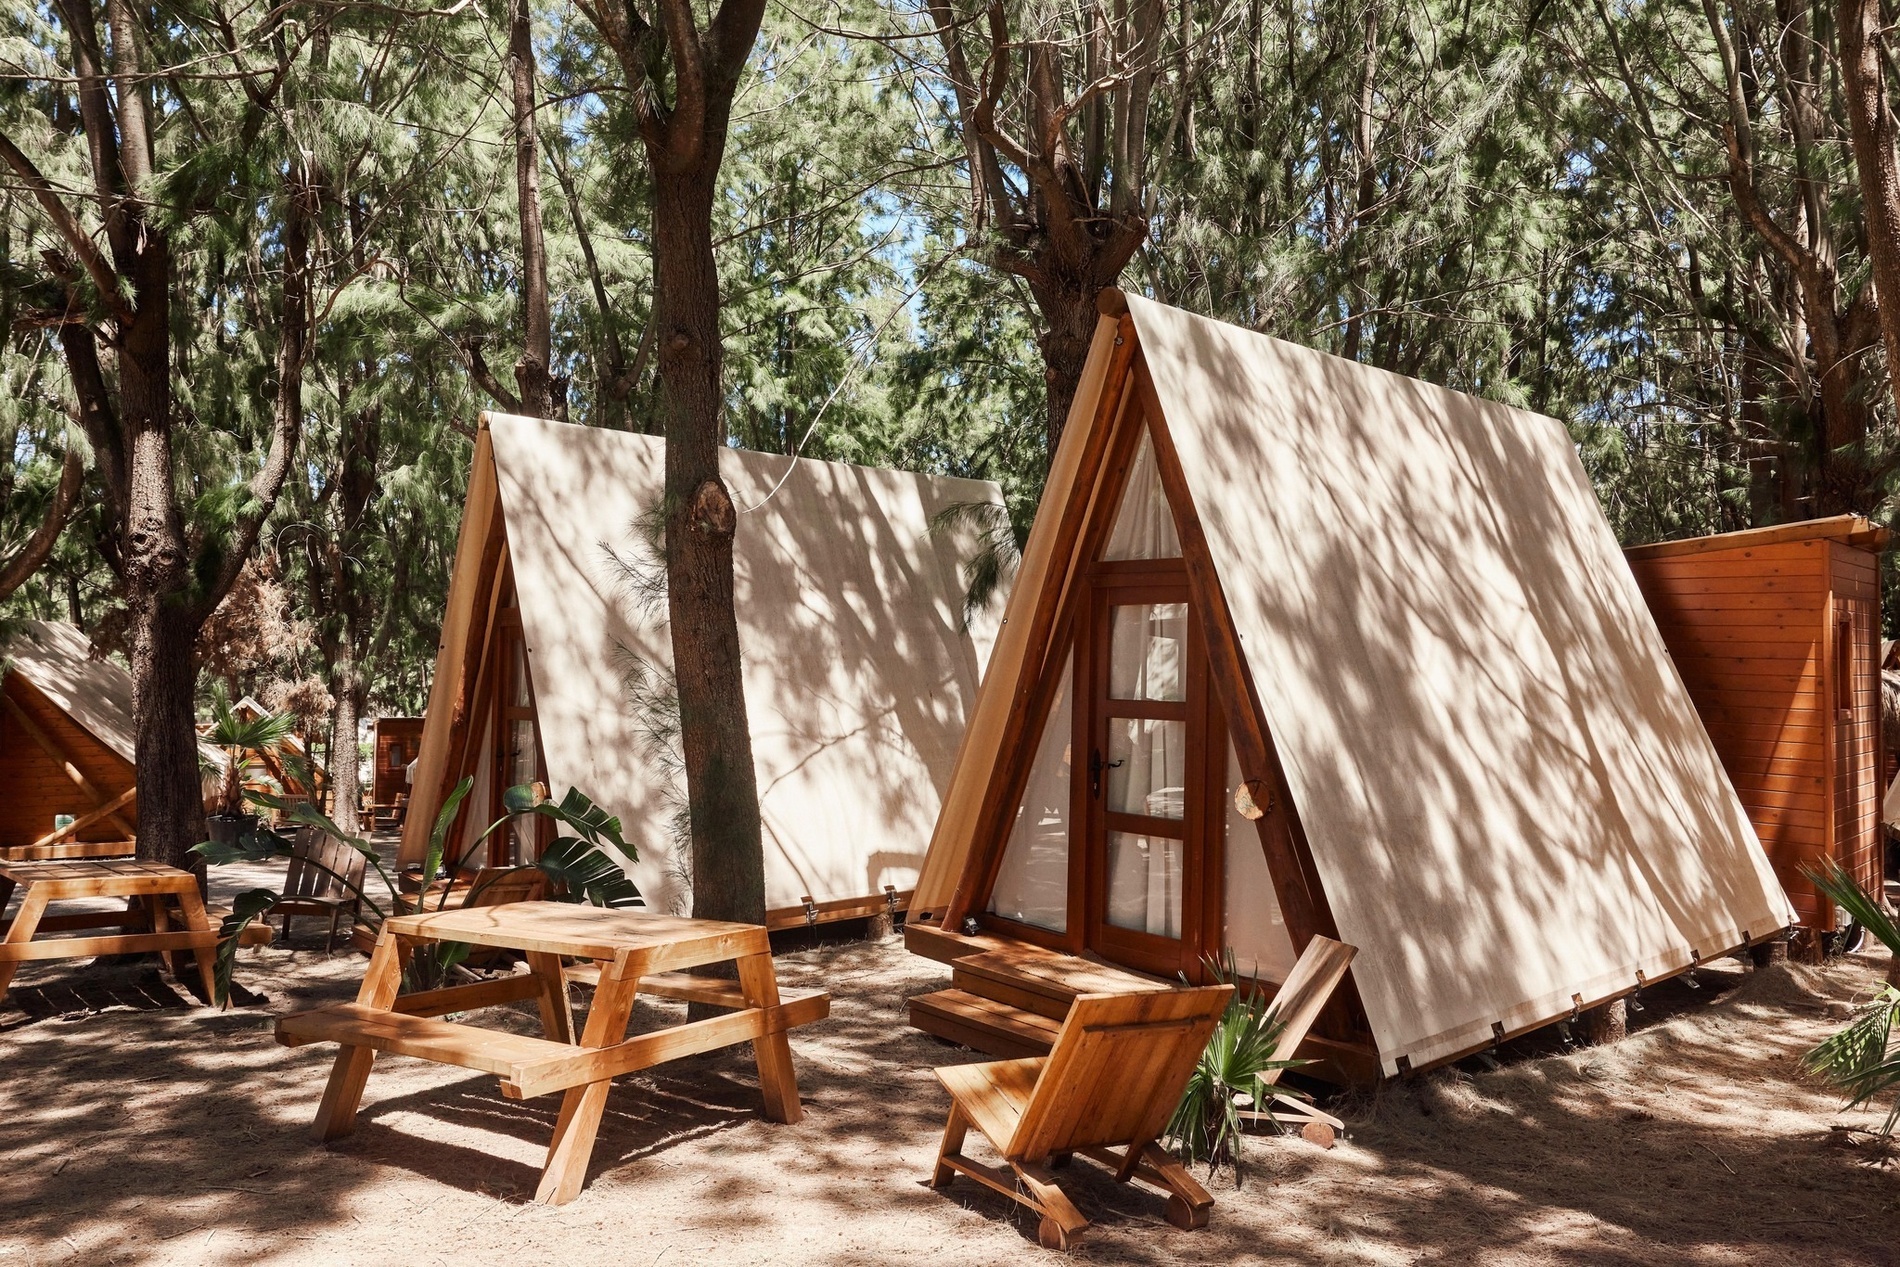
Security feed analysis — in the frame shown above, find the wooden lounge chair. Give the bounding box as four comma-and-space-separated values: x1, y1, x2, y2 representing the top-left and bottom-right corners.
1235, 935, 1358, 1135
398, 866, 548, 914
277, 827, 367, 951
929, 983, 1232, 1250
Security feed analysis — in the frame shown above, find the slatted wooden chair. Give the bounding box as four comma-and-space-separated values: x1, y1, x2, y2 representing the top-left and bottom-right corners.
929, 983, 1232, 1250
277, 827, 367, 951
1236, 935, 1358, 1135
398, 867, 548, 914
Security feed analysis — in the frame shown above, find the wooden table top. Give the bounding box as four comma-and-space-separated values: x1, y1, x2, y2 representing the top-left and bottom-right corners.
0, 859, 197, 899
382, 902, 772, 976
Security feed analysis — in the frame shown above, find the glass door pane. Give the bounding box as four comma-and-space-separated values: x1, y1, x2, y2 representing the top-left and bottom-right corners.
1105, 831, 1183, 938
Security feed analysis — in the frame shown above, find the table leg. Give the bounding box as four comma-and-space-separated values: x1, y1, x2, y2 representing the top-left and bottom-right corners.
312, 931, 406, 1143
141, 894, 188, 981
536, 970, 639, 1205
0, 887, 49, 1002
736, 952, 803, 1124
526, 951, 575, 1044
172, 884, 221, 1006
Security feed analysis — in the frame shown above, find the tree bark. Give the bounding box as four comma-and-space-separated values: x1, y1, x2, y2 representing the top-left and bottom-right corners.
509, 0, 566, 421
328, 641, 363, 836
1034, 284, 1104, 453
1838, 0, 1900, 398
0, 446, 84, 602
652, 164, 766, 926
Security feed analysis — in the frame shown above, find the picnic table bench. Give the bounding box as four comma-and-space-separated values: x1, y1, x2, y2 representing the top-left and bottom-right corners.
0, 859, 269, 1006
276, 902, 830, 1204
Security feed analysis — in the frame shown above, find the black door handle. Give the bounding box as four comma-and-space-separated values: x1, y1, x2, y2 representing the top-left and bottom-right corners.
1088, 749, 1124, 796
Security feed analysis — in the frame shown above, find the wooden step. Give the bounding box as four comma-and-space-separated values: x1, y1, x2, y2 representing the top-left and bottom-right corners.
908, 988, 1062, 1060
952, 945, 1166, 1021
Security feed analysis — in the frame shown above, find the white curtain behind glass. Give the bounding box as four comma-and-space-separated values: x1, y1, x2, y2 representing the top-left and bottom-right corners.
988, 650, 1074, 931
1106, 832, 1183, 938
1102, 428, 1182, 560
1223, 741, 1297, 979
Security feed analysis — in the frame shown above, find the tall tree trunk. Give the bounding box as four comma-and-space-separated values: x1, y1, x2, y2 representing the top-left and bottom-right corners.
1838, 0, 1900, 402
118, 242, 209, 871
1034, 284, 1102, 454
328, 637, 362, 836
509, 0, 566, 420
652, 164, 765, 926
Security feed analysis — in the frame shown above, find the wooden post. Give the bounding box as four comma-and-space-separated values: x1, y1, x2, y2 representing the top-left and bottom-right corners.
1577, 997, 1627, 1046
1751, 937, 1789, 968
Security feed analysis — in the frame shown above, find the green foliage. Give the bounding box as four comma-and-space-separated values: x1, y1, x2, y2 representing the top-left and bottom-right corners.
1801, 862, 1900, 1136
193, 779, 641, 1005
206, 687, 298, 816
1166, 952, 1313, 1183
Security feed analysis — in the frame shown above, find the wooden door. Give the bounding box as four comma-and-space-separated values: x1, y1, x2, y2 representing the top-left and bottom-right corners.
1078, 566, 1220, 976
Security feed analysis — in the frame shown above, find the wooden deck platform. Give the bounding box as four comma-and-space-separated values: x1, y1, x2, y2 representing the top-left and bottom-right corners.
904, 923, 1381, 1084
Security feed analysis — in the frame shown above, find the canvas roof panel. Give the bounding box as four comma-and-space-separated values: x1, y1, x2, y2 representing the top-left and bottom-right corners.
486, 415, 1005, 917
1127, 295, 1794, 1071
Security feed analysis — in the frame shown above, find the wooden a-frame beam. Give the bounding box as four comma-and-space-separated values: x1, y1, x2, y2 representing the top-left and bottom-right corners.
942, 315, 1139, 926
30, 786, 137, 849
1130, 358, 1337, 953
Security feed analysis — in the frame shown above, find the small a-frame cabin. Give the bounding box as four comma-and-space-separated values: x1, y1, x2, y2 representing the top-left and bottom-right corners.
1626, 517, 1887, 946
2, 622, 164, 859
907, 292, 1796, 1080
229, 695, 327, 807
401, 414, 1004, 929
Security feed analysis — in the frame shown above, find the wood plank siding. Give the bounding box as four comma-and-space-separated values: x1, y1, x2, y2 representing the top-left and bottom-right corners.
0, 672, 137, 848
1628, 532, 1884, 929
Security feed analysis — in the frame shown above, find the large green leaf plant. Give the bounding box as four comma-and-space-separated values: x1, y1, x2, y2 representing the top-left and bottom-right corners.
1802, 861, 1900, 1136
193, 777, 638, 1003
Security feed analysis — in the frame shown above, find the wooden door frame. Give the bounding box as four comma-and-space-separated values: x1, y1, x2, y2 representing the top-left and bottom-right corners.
1079, 567, 1221, 977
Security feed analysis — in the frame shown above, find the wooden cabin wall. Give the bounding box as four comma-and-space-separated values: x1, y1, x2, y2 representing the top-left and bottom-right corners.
1628, 539, 1865, 929
0, 674, 136, 847
372, 719, 424, 808
1829, 543, 1883, 902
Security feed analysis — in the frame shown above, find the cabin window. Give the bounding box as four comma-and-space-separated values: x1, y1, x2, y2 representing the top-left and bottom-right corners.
988, 650, 1074, 932
1101, 429, 1182, 561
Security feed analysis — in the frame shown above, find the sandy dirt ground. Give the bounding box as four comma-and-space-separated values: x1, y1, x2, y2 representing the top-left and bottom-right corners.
3, 867, 1898, 1266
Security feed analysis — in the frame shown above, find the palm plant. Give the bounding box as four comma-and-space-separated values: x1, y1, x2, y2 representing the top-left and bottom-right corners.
1802, 860, 1900, 1136
205, 688, 298, 819
193, 777, 639, 1003
1166, 951, 1313, 1183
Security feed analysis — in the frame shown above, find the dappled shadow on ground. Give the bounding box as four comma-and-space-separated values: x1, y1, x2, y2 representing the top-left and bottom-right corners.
0, 935, 1896, 1265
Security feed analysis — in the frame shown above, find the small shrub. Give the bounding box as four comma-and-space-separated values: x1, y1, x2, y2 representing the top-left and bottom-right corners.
1166, 951, 1312, 1184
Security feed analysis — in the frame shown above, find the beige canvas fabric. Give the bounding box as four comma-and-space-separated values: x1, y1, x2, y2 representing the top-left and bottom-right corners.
485, 415, 1005, 917
6, 620, 222, 771
1126, 295, 1794, 1073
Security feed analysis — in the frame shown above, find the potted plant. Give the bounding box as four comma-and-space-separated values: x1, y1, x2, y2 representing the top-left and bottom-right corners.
205, 688, 296, 845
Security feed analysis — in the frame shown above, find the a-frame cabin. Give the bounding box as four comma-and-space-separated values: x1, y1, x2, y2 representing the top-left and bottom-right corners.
906, 292, 1796, 1081
401, 413, 1005, 930
2, 621, 218, 860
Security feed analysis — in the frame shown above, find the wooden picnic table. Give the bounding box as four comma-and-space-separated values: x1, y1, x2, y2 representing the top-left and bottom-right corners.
0, 859, 225, 1005
276, 901, 831, 1204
